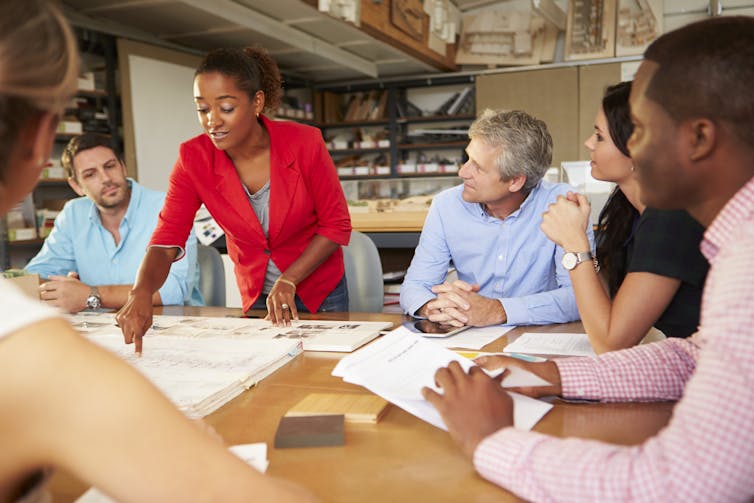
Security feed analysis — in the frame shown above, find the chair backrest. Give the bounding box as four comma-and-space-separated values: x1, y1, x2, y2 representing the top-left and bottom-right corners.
197, 244, 226, 307
342, 230, 384, 312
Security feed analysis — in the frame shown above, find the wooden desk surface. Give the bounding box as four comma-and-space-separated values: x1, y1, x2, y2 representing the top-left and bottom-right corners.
49, 308, 674, 502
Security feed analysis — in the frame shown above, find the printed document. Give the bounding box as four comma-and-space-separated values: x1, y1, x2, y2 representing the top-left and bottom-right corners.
504, 332, 597, 357
333, 331, 553, 431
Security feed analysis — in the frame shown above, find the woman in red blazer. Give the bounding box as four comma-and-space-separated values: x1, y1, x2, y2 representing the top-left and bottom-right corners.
117, 46, 351, 350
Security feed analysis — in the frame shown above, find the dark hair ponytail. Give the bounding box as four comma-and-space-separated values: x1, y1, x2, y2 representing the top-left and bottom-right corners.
195, 46, 282, 115
595, 81, 638, 297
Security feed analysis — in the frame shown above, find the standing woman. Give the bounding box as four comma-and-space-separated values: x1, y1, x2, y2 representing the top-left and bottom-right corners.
118, 47, 351, 349
540, 81, 708, 353
0, 1, 312, 501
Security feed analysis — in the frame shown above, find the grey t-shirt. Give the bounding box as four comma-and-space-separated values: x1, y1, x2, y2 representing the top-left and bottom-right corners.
243, 181, 282, 294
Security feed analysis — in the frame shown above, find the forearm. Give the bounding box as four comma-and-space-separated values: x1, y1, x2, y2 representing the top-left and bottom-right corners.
98, 285, 162, 309
568, 265, 614, 353
556, 337, 698, 402
131, 247, 178, 298
2, 320, 314, 502
280, 235, 338, 284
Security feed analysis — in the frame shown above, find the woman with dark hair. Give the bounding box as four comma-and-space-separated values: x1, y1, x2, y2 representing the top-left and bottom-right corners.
118, 47, 351, 349
0, 2, 312, 501
541, 81, 708, 353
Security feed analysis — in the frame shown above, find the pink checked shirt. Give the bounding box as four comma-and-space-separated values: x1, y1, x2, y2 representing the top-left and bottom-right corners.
474, 176, 754, 502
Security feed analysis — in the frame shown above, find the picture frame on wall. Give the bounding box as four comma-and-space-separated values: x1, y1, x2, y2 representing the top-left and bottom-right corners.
564, 0, 617, 61
615, 0, 663, 56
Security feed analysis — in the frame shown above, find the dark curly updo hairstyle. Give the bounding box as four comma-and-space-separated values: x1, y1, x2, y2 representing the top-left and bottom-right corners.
595, 81, 639, 297
195, 46, 282, 116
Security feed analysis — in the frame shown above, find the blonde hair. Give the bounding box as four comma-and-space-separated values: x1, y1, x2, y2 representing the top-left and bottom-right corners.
0, 0, 79, 177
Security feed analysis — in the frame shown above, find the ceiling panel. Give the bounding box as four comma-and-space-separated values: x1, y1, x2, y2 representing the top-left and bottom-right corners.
62, 0, 442, 83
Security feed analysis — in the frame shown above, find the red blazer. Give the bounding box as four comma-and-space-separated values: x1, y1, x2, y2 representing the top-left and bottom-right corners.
150, 115, 352, 312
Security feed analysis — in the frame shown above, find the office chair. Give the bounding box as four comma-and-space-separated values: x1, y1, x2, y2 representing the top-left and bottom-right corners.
342, 230, 384, 312
197, 244, 226, 307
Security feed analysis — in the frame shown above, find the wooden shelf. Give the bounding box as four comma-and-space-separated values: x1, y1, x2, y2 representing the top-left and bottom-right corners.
321, 119, 389, 128
339, 174, 394, 181
397, 114, 474, 124
7, 238, 45, 247
397, 141, 467, 150
397, 171, 459, 178
76, 89, 107, 98
36, 178, 69, 186
329, 147, 391, 155
350, 211, 428, 232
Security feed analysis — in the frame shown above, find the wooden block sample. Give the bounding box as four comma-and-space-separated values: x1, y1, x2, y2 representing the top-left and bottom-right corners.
286, 393, 390, 424
273, 414, 345, 449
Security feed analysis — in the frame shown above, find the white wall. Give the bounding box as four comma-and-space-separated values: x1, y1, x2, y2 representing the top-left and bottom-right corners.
127, 54, 202, 191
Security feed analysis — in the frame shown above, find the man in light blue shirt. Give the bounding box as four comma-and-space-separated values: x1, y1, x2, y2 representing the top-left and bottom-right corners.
400, 110, 593, 327
26, 133, 202, 312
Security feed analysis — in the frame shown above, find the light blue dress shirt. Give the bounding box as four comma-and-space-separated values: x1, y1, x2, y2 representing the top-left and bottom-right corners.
400, 181, 593, 325
25, 179, 203, 306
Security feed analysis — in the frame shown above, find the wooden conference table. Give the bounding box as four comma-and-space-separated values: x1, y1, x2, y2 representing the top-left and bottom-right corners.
49, 307, 675, 502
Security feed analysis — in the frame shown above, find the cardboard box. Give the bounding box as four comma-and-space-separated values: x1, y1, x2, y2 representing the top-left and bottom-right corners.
57, 120, 83, 134
7, 227, 37, 241
41, 166, 66, 179
77, 72, 95, 91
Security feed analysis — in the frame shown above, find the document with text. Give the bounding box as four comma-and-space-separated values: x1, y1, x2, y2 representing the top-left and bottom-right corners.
504, 332, 597, 357
333, 331, 553, 431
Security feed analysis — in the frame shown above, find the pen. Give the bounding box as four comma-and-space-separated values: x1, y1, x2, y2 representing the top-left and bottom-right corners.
454, 350, 548, 363
506, 352, 548, 363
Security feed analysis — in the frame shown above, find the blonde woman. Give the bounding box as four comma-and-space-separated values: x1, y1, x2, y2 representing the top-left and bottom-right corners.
0, 2, 313, 501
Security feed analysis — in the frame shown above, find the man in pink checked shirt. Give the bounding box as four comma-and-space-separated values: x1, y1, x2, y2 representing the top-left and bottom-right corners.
423, 16, 754, 502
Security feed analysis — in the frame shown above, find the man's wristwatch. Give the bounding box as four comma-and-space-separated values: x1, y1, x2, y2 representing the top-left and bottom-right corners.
561, 251, 596, 271
85, 286, 102, 310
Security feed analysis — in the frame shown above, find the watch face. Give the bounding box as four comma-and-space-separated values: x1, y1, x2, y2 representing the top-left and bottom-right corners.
86, 295, 101, 310
561, 252, 577, 270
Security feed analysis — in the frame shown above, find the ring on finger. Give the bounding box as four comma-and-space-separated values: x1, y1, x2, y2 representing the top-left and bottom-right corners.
281, 303, 290, 310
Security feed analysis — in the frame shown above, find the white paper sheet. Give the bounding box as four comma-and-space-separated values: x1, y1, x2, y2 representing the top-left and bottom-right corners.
504, 332, 596, 357
333, 331, 553, 431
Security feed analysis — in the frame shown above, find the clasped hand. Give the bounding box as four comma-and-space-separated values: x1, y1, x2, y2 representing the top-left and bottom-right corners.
540, 191, 592, 250
425, 280, 506, 327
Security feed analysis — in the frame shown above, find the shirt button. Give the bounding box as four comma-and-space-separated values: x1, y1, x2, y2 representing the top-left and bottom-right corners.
497, 254, 503, 261
495, 282, 501, 290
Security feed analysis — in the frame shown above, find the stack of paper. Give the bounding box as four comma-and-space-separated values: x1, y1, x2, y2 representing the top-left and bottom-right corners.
332, 330, 553, 431
88, 333, 302, 418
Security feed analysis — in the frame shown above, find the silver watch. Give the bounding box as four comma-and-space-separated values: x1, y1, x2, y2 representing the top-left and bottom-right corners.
85, 286, 102, 310
561, 251, 594, 271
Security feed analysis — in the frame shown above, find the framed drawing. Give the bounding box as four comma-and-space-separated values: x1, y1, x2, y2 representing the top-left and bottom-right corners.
565, 0, 617, 60
615, 0, 663, 56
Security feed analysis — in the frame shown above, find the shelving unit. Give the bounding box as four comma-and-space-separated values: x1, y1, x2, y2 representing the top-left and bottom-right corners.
315, 74, 475, 180
1, 29, 121, 270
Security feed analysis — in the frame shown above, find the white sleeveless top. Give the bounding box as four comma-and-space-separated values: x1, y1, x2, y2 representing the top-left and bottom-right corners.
0, 278, 59, 341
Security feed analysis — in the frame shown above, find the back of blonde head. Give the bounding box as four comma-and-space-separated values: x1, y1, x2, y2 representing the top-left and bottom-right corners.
0, 0, 79, 177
